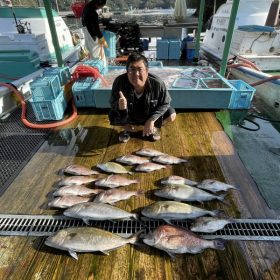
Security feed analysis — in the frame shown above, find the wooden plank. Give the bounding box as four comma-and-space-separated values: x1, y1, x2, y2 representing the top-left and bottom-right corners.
0, 110, 279, 279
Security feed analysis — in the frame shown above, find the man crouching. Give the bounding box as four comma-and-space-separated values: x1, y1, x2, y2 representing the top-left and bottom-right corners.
108, 52, 176, 143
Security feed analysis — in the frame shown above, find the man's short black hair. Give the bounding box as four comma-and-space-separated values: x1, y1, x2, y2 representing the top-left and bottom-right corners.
126, 52, 148, 71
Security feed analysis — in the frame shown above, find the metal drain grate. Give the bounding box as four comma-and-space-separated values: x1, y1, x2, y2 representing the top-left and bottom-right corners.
0, 215, 280, 241
0, 104, 49, 195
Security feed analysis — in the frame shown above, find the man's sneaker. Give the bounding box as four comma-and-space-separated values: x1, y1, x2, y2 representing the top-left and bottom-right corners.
119, 131, 130, 143
144, 129, 161, 141
151, 130, 161, 141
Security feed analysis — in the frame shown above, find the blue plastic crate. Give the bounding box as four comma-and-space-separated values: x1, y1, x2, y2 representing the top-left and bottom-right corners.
169, 40, 181, 60
29, 89, 67, 121
172, 77, 199, 89
43, 66, 71, 86
228, 80, 256, 109
72, 77, 101, 107
148, 61, 163, 68
156, 39, 169, 60
84, 59, 107, 74
30, 75, 61, 101
102, 30, 117, 58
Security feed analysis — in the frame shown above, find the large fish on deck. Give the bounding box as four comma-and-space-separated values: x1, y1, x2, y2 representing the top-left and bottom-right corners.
161, 175, 198, 186
53, 185, 103, 197
135, 148, 166, 157
58, 176, 98, 186
97, 162, 132, 174
63, 164, 99, 176
190, 217, 234, 233
142, 225, 225, 258
115, 154, 150, 165
197, 179, 237, 193
141, 201, 219, 223
45, 227, 140, 260
154, 184, 226, 203
135, 162, 166, 172
152, 155, 188, 165
95, 175, 139, 188
64, 202, 137, 224
93, 189, 144, 205
48, 195, 91, 209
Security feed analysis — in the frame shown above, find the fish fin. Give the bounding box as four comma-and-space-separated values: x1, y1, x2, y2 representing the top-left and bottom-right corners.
213, 239, 225, 250
101, 250, 110, 255
184, 179, 198, 186
163, 219, 173, 225
219, 194, 231, 206
165, 250, 176, 259
128, 171, 134, 175
68, 250, 78, 260
217, 193, 228, 202
210, 210, 222, 217
82, 218, 90, 225
108, 202, 116, 205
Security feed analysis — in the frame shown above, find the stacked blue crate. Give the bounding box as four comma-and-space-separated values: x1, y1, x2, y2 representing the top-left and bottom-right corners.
72, 77, 101, 107
29, 90, 67, 121
156, 39, 169, 60
228, 80, 256, 109
29, 71, 68, 121
30, 76, 61, 101
84, 59, 107, 74
169, 40, 181, 59
102, 30, 117, 58
43, 66, 71, 86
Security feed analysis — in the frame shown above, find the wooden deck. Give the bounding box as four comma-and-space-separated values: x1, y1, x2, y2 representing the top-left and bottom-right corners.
0, 109, 279, 279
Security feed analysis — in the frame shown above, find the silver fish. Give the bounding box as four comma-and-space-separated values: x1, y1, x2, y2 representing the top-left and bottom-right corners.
115, 154, 150, 165
63, 164, 99, 176
97, 162, 132, 174
152, 155, 188, 165
143, 225, 225, 258
95, 175, 139, 188
197, 179, 237, 193
154, 184, 226, 203
190, 217, 234, 233
161, 175, 198, 186
58, 176, 98, 186
135, 148, 166, 157
45, 227, 140, 260
94, 189, 144, 205
135, 162, 166, 172
53, 185, 103, 197
48, 195, 91, 209
141, 201, 219, 224
64, 202, 137, 224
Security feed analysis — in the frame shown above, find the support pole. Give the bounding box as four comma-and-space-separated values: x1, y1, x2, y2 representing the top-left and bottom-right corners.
219, 0, 240, 76
194, 0, 205, 62
42, 0, 63, 67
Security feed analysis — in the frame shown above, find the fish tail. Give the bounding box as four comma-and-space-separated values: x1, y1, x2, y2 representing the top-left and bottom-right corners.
218, 194, 229, 205
128, 230, 145, 245
210, 209, 222, 217
213, 239, 225, 250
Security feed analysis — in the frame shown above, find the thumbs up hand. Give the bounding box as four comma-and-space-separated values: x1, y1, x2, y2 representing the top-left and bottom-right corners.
118, 91, 127, 110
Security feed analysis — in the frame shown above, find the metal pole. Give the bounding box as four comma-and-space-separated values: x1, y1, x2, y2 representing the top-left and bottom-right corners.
219, 0, 240, 76
42, 0, 63, 67
194, 0, 205, 62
